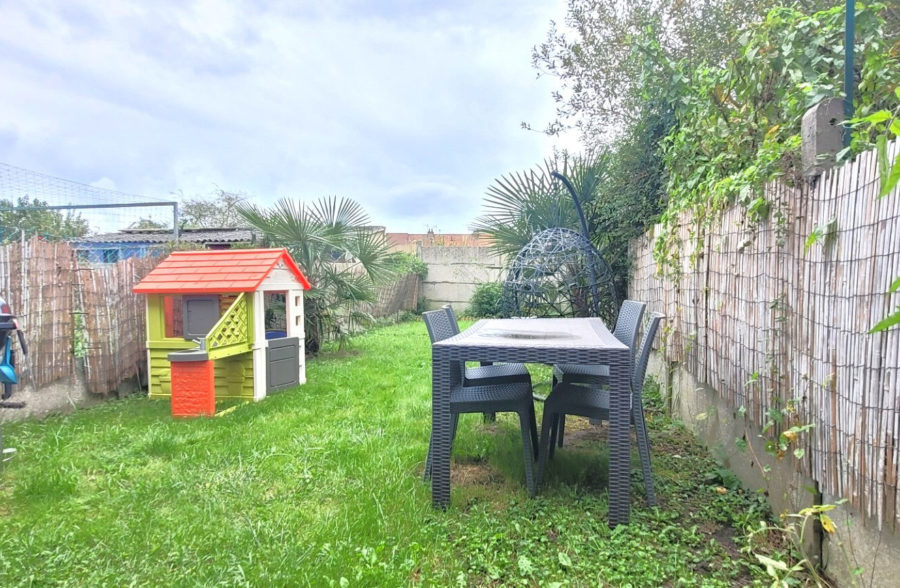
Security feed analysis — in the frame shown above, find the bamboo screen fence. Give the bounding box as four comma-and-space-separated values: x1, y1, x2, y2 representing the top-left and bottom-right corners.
630, 141, 900, 530
0, 239, 78, 388
0, 238, 159, 396
76, 255, 160, 394
362, 272, 420, 317
332, 261, 421, 318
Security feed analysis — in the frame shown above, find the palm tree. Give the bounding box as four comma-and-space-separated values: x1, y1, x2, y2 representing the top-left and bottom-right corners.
238, 196, 394, 353
471, 153, 641, 316
470, 154, 611, 258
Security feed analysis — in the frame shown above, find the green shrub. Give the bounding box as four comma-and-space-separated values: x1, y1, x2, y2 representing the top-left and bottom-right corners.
386, 251, 427, 278
467, 282, 504, 317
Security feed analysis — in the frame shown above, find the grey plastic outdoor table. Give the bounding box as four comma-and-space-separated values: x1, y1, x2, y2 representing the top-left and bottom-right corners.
430, 317, 633, 525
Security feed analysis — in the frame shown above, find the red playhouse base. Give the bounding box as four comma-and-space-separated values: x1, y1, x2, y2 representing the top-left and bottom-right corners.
170, 359, 215, 417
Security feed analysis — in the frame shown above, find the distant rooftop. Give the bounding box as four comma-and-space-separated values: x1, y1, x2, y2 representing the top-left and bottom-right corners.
73, 227, 258, 245
386, 230, 490, 249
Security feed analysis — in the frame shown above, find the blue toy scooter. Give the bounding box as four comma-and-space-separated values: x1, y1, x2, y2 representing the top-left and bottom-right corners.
0, 295, 26, 468
0, 295, 27, 407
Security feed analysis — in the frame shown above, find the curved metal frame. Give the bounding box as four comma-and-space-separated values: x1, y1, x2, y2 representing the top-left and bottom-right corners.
501, 227, 618, 322
500, 171, 617, 322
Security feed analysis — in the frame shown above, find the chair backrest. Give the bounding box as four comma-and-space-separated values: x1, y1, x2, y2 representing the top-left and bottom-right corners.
442, 304, 461, 336
423, 308, 457, 344
631, 312, 664, 394
423, 308, 465, 381
613, 300, 646, 356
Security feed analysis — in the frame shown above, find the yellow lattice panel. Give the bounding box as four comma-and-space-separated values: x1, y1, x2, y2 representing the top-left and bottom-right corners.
207, 292, 253, 360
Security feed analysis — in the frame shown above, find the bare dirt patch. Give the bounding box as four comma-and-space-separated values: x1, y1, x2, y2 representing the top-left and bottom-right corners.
1, 378, 106, 423
451, 461, 504, 487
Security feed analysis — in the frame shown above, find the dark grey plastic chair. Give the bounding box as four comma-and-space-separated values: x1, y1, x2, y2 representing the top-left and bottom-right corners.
536, 312, 664, 505
550, 300, 646, 446
422, 308, 539, 496
442, 305, 531, 387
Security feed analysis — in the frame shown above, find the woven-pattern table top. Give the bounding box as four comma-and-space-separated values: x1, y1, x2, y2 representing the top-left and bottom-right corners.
433, 317, 626, 356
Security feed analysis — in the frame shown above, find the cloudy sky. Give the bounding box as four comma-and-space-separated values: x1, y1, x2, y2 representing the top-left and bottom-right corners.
0, 0, 577, 233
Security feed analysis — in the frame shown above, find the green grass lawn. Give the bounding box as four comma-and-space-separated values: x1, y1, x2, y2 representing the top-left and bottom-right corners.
0, 319, 794, 586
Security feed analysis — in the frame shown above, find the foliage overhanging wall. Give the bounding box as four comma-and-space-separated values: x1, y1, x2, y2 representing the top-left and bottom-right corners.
631, 141, 900, 530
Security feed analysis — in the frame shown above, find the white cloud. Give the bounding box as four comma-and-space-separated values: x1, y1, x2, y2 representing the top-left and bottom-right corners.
89, 177, 117, 190
0, 0, 576, 233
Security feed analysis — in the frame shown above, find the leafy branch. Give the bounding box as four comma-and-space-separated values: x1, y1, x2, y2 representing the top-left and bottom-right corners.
869, 276, 900, 333
852, 87, 900, 332
745, 502, 859, 588
650, 3, 900, 272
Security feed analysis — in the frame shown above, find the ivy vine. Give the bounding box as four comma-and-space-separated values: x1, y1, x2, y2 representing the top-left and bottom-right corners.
854, 87, 900, 332
645, 3, 900, 271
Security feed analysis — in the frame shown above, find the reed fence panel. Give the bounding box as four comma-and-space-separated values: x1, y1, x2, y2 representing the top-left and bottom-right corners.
76, 255, 160, 395
363, 273, 420, 317
0, 238, 160, 397
631, 141, 900, 530
0, 238, 77, 388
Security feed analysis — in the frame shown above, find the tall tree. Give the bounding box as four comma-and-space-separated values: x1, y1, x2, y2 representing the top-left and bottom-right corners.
238, 196, 394, 353
0, 195, 90, 243
180, 189, 249, 228
533, 0, 781, 147
129, 217, 168, 229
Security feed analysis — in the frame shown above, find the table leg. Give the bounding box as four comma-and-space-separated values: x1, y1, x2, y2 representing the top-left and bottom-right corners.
431, 353, 452, 508
607, 359, 631, 526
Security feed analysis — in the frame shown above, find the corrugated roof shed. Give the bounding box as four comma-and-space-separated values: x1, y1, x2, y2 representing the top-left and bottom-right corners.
75, 228, 257, 245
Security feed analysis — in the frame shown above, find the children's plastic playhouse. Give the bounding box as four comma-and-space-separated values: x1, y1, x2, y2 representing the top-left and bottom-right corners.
133, 248, 311, 416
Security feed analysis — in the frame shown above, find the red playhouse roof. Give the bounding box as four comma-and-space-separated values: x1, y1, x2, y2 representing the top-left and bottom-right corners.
133, 248, 312, 294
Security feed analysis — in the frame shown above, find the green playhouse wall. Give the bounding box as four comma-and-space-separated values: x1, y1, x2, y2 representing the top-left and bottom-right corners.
146, 294, 255, 400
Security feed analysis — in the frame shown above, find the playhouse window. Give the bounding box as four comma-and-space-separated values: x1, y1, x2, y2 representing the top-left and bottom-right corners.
183, 296, 221, 339
264, 291, 287, 338
163, 295, 184, 338
164, 295, 231, 339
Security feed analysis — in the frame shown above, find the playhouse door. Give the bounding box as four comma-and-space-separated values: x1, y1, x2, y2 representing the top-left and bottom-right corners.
266, 337, 300, 391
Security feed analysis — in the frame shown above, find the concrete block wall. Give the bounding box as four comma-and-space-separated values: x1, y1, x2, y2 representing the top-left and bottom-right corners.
419, 246, 505, 311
